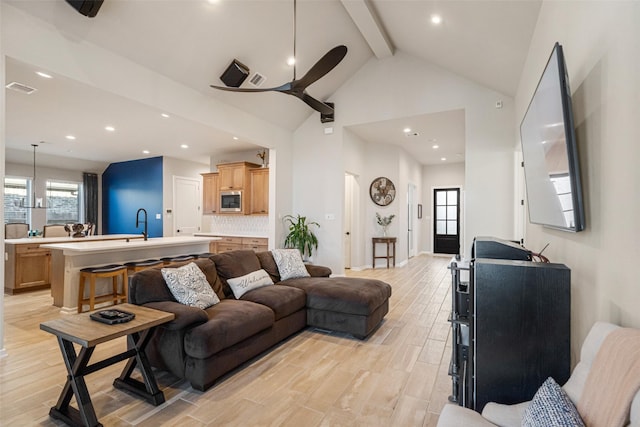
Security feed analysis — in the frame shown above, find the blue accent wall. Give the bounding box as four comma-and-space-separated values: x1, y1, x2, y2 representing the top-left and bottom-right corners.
102, 157, 163, 237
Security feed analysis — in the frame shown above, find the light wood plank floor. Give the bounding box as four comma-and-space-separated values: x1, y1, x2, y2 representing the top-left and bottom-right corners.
0, 254, 453, 426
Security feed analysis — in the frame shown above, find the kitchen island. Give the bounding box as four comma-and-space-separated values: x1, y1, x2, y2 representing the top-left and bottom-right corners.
4, 234, 143, 294
42, 236, 220, 312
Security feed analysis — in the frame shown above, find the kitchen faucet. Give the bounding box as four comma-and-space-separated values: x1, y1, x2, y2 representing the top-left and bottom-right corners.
136, 208, 148, 241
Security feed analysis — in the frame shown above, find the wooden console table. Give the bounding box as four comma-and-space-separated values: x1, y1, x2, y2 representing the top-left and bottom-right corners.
40, 304, 174, 427
372, 237, 397, 269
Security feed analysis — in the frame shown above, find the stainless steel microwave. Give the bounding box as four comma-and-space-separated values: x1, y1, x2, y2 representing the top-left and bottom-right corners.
220, 190, 242, 212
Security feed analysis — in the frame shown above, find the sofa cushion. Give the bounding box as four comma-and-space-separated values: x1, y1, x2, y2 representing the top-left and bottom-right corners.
241, 285, 306, 321
184, 299, 274, 359
162, 262, 221, 309
522, 377, 585, 427
227, 269, 274, 299
280, 277, 392, 316
256, 250, 281, 283
211, 250, 262, 297
271, 249, 310, 280
129, 258, 223, 304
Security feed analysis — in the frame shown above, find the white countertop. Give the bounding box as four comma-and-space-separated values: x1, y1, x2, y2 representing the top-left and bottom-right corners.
41, 236, 220, 255
194, 232, 268, 239
5, 234, 144, 245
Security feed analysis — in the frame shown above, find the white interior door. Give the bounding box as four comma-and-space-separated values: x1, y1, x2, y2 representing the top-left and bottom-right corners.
174, 176, 200, 236
408, 183, 416, 258
344, 174, 354, 269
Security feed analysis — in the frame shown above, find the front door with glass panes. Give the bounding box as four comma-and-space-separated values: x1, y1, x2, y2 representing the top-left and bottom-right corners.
433, 188, 460, 254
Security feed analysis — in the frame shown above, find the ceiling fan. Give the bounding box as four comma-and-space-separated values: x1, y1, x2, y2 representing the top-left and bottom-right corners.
209, 0, 347, 117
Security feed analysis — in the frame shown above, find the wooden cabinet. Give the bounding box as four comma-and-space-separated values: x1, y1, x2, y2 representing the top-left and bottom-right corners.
5, 243, 51, 294
250, 168, 269, 215
217, 162, 260, 191
215, 236, 244, 253
242, 237, 268, 252
208, 236, 268, 253
202, 173, 219, 215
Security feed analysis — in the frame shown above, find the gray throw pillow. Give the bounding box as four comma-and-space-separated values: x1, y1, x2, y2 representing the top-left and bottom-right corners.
522, 377, 585, 427
162, 262, 220, 309
271, 249, 310, 280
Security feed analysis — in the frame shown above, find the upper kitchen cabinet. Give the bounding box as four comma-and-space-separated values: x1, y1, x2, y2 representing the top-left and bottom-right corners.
218, 162, 260, 191
250, 168, 269, 215
202, 172, 219, 215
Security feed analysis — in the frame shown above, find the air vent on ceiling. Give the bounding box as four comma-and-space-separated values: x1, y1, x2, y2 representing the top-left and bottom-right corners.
248, 72, 267, 88
6, 81, 37, 95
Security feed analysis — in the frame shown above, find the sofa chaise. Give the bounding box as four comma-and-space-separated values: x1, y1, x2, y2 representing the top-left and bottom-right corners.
129, 249, 392, 391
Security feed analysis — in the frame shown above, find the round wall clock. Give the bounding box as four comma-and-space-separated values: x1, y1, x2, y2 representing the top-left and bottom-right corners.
370, 177, 396, 206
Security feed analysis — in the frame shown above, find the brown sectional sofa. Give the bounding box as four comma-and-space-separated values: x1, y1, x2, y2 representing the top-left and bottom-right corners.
129, 249, 392, 391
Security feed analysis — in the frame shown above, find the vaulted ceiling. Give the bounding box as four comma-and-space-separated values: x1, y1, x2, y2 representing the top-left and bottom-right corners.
3, 0, 541, 168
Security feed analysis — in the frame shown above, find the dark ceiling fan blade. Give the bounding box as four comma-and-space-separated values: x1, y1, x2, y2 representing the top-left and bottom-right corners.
300, 92, 334, 115
294, 45, 348, 89
210, 82, 292, 93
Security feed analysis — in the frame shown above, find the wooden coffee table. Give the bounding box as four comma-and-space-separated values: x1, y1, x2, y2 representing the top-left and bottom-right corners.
40, 303, 174, 427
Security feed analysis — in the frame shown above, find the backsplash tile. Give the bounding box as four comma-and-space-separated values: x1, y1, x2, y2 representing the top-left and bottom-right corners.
207, 215, 268, 237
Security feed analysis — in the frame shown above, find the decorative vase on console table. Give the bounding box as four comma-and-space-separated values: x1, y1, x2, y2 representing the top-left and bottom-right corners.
376, 213, 395, 237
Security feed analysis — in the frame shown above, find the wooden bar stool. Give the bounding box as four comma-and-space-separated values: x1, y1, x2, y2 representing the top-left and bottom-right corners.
160, 255, 195, 266
191, 253, 215, 259
124, 259, 163, 274
78, 264, 128, 313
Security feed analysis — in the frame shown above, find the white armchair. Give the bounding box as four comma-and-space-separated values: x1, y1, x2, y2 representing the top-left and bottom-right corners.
437, 322, 640, 427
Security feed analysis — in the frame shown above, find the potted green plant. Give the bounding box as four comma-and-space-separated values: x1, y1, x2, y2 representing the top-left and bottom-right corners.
283, 214, 319, 260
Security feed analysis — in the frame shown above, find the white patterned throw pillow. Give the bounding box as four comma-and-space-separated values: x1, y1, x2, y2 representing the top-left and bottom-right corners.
227, 269, 274, 299
162, 262, 220, 309
522, 377, 585, 427
271, 249, 310, 281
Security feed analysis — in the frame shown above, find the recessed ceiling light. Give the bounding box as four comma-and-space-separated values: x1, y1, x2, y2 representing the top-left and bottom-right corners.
142, 150, 150, 154
403, 127, 411, 133
287, 57, 296, 66
441, 157, 447, 161
431, 14, 442, 25
180, 144, 189, 149
432, 144, 439, 149
206, 0, 219, 4
105, 126, 115, 132
65, 135, 76, 140
36, 71, 52, 79
161, 113, 170, 118
233, 136, 239, 140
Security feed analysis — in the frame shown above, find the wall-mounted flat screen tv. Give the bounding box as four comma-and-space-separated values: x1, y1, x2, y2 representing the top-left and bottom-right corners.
520, 42, 585, 232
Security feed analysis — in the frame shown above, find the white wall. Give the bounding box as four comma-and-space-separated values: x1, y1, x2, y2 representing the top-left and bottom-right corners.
515, 1, 640, 355
293, 51, 516, 274
422, 162, 466, 253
